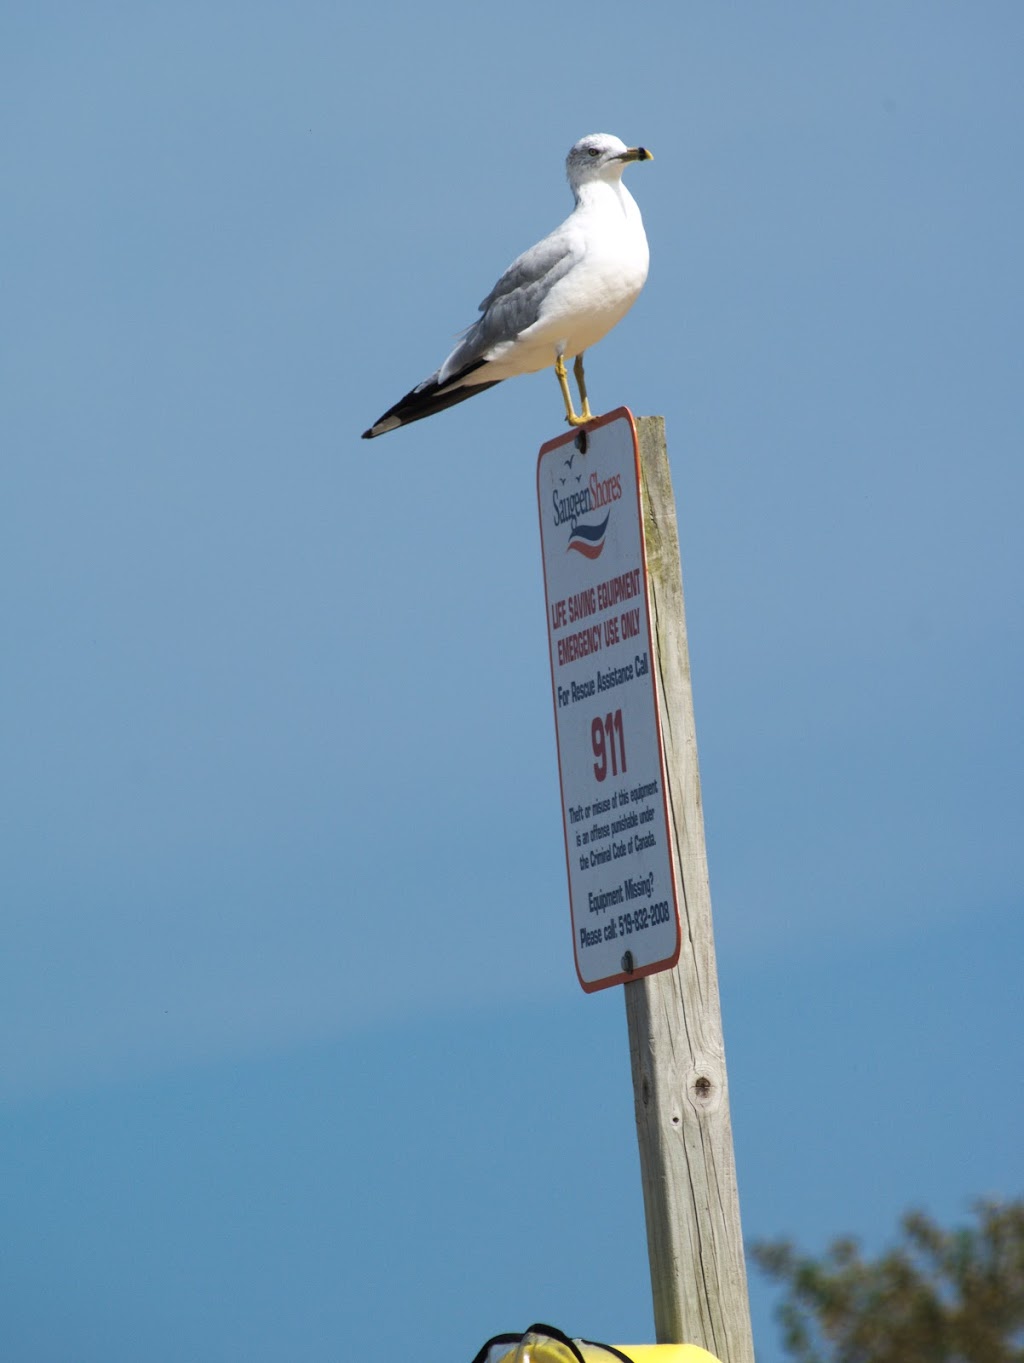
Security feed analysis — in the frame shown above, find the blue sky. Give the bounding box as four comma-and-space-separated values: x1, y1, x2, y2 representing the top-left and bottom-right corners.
2, 3, 1021, 1360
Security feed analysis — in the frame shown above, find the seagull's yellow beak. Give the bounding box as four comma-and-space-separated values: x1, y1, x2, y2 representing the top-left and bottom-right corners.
621, 145, 653, 162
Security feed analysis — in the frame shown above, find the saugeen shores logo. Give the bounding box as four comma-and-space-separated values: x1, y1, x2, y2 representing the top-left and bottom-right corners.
550, 450, 622, 559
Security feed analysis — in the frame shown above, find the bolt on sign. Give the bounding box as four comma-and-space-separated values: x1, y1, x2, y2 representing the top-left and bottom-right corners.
537, 408, 681, 991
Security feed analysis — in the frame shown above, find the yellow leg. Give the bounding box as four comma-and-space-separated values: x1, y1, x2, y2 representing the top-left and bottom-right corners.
554, 355, 589, 427
573, 353, 593, 421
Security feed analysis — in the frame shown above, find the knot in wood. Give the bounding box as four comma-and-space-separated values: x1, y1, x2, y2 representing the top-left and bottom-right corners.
683, 1062, 721, 1111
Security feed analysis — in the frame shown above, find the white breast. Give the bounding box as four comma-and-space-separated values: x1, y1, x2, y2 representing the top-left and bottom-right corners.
486, 179, 649, 379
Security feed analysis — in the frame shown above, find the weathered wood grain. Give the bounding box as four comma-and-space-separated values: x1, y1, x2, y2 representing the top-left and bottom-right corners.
625, 416, 754, 1363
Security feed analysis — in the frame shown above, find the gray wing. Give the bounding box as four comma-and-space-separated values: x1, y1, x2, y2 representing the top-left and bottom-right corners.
477, 228, 579, 314
438, 227, 580, 383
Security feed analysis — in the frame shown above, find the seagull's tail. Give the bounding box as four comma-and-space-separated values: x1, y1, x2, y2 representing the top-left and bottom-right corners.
361, 359, 500, 439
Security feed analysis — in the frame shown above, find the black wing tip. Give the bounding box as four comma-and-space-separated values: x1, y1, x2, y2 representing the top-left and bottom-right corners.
361, 414, 403, 439
361, 366, 501, 440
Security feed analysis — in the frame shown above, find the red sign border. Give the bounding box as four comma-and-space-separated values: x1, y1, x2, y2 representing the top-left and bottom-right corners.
537, 407, 682, 992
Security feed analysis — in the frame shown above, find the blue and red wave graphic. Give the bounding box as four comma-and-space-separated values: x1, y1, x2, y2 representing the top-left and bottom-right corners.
567, 513, 610, 559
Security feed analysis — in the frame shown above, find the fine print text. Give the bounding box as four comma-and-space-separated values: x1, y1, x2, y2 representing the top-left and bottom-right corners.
568, 777, 670, 951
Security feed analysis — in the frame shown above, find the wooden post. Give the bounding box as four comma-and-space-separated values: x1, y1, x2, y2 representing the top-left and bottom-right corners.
625, 417, 754, 1363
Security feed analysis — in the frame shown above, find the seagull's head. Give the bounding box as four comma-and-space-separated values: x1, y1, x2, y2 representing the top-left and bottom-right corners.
566, 133, 653, 194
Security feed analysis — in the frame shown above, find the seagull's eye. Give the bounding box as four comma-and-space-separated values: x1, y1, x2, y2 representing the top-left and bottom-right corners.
587, 147, 601, 157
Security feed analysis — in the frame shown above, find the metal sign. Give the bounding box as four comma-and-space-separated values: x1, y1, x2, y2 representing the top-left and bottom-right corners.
537, 408, 681, 991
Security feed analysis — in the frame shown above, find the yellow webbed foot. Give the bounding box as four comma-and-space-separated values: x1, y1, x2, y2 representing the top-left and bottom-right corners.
555, 353, 595, 426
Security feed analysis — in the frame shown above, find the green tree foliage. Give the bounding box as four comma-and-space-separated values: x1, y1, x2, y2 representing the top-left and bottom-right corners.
752, 1198, 1024, 1363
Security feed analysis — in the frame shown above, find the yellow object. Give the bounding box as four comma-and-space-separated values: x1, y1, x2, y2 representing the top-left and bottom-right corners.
481, 1327, 722, 1363
606, 1347, 723, 1363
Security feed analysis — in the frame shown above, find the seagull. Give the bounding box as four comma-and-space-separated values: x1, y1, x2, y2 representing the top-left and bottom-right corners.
361, 133, 652, 439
